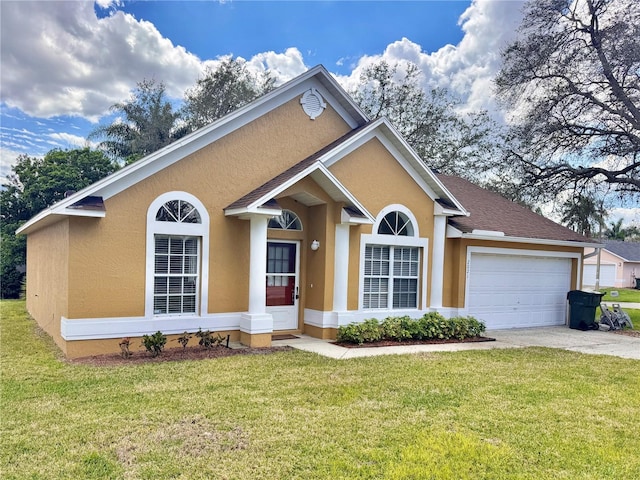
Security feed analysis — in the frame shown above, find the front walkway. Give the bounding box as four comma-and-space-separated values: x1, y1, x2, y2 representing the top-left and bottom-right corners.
272, 326, 640, 360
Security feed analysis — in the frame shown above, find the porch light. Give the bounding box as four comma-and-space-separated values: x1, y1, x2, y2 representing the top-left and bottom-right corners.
311, 240, 320, 251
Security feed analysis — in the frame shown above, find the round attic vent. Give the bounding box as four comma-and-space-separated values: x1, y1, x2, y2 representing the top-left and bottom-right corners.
300, 88, 327, 120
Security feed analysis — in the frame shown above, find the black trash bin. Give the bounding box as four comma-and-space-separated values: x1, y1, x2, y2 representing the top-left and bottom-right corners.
567, 290, 604, 330
635, 278, 640, 290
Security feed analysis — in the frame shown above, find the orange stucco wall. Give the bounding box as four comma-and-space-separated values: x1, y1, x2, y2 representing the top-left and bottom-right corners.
57, 97, 352, 320
329, 138, 436, 310
25, 219, 70, 354
442, 238, 584, 308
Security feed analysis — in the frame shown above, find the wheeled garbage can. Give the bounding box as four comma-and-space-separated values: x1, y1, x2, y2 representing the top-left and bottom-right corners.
566, 290, 604, 330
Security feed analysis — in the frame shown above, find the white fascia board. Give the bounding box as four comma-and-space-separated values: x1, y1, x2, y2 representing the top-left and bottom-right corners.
225, 206, 283, 219
321, 117, 467, 216
234, 162, 375, 223
18, 66, 367, 235
461, 233, 602, 249
471, 229, 505, 237
446, 225, 463, 238
341, 208, 373, 225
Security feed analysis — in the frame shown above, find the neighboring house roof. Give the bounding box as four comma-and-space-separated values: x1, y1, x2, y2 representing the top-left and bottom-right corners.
437, 174, 597, 246
601, 240, 640, 262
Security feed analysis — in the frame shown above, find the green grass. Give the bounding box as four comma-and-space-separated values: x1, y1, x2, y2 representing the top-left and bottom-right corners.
2, 300, 640, 479
600, 287, 640, 303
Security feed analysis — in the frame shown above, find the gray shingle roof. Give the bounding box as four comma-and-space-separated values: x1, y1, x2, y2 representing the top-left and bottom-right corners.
602, 239, 640, 261
437, 174, 592, 244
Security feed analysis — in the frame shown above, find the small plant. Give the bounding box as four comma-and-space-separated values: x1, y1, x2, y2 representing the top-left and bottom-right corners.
177, 331, 192, 350
141, 331, 167, 357
119, 337, 132, 358
195, 328, 226, 349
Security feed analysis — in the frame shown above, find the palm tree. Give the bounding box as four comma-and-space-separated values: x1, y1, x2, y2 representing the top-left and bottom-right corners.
605, 219, 626, 240
560, 194, 606, 238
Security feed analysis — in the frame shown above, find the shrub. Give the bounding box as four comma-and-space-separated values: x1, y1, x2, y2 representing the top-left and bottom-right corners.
195, 328, 226, 349
177, 331, 192, 349
336, 313, 486, 345
141, 331, 167, 357
380, 316, 414, 341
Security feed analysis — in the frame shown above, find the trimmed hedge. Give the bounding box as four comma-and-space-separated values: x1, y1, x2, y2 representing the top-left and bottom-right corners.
336, 313, 485, 345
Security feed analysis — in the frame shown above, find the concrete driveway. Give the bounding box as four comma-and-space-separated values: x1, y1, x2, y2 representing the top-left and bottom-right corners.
274, 326, 640, 360
488, 326, 640, 360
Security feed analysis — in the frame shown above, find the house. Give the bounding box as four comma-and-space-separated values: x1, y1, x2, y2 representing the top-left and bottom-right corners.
17, 66, 598, 358
583, 240, 640, 288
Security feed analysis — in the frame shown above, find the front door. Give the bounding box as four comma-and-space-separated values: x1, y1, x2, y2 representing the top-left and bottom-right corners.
266, 241, 299, 330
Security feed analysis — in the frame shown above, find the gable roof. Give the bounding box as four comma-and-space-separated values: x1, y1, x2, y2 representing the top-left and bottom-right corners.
224, 117, 467, 219
17, 65, 369, 236
602, 239, 640, 262
438, 174, 599, 247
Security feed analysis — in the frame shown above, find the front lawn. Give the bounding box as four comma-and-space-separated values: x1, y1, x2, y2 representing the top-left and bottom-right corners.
600, 287, 640, 303
2, 300, 640, 479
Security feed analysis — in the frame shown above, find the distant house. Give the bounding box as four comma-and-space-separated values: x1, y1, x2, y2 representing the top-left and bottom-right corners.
17, 66, 597, 358
583, 240, 640, 288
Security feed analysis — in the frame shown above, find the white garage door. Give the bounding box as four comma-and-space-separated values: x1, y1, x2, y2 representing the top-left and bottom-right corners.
582, 264, 616, 288
467, 253, 572, 329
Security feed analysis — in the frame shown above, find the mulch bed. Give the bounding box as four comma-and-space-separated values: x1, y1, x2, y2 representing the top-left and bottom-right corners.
334, 336, 495, 348
70, 345, 293, 367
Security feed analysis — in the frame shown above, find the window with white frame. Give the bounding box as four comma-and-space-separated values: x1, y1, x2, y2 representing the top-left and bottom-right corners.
363, 208, 421, 310
268, 210, 302, 230
147, 194, 209, 317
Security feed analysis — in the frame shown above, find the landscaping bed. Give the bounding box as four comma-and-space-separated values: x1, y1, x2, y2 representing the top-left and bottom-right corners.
71, 345, 292, 366
335, 336, 495, 348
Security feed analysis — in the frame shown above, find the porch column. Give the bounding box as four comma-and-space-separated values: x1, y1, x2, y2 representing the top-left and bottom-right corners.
333, 223, 350, 312
430, 215, 447, 309
240, 214, 273, 346
247, 214, 268, 314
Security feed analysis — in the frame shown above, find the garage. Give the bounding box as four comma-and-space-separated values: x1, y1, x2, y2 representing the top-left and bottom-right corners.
467, 252, 573, 329
582, 263, 616, 288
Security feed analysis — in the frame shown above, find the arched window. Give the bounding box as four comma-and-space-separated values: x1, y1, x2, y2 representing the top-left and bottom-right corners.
377, 211, 414, 236
146, 192, 209, 317
268, 210, 302, 230
362, 205, 425, 310
155, 200, 201, 223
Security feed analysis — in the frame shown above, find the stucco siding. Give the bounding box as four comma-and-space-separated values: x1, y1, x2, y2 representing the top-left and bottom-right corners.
25, 219, 70, 353
60, 96, 352, 320
329, 138, 436, 310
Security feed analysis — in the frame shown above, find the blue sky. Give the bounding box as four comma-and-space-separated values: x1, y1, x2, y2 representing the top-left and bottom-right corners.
1, 0, 638, 224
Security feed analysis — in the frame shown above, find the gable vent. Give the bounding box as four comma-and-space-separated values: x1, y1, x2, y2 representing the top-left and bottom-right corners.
300, 88, 327, 120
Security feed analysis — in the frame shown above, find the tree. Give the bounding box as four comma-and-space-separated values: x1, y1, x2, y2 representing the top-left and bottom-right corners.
352, 61, 507, 181
560, 194, 607, 237
90, 79, 185, 164
182, 58, 275, 132
604, 218, 626, 240
0, 148, 118, 298
495, 0, 640, 198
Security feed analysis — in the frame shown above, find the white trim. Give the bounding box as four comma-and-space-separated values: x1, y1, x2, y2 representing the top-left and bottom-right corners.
61, 312, 243, 340
226, 162, 376, 224
333, 224, 350, 311
430, 215, 447, 308
458, 233, 600, 249
145, 192, 210, 318
359, 231, 429, 311
373, 204, 420, 237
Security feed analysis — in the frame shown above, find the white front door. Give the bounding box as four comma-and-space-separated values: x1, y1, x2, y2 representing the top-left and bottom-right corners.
266, 241, 299, 330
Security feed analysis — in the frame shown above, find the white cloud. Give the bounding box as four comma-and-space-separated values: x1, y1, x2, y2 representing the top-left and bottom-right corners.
0, 1, 203, 121
607, 208, 640, 230
334, 0, 525, 119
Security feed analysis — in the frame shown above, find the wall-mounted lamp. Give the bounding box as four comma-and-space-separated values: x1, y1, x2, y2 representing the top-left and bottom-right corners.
310, 240, 320, 251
